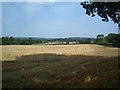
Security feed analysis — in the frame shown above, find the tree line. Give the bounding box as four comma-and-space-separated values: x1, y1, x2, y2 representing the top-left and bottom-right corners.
96, 33, 120, 47
0, 37, 93, 45
0, 33, 120, 47
0, 37, 43, 45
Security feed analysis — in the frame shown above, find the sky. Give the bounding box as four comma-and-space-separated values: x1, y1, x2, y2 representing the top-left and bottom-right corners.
1, 2, 118, 38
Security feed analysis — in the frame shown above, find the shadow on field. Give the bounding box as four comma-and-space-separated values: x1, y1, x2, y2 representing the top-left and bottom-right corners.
2, 54, 119, 88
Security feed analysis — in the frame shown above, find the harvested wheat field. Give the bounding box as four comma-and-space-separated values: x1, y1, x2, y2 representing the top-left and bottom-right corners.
2, 44, 119, 88
1, 44, 119, 61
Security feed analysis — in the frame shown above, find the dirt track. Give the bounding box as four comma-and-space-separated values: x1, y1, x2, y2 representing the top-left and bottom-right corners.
1, 44, 119, 61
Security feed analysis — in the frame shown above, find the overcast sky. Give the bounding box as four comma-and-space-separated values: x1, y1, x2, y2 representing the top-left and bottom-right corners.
2, 2, 118, 38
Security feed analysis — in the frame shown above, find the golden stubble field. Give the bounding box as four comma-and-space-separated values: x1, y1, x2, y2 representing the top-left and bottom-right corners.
1, 44, 119, 61
2, 44, 119, 88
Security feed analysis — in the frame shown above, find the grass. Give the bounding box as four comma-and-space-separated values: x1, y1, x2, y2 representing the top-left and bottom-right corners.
2, 54, 119, 88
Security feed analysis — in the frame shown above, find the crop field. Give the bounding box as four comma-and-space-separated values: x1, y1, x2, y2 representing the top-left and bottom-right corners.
1, 44, 119, 88
1, 44, 118, 61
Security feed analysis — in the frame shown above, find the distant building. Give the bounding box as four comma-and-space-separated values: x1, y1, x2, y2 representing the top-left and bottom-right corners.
69, 41, 77, 44
91, 40, 94, 44
33, 41, 80, 45
62, 42, 67, 44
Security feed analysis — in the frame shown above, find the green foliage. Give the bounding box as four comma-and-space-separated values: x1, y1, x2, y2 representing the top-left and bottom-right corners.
97, 34, 104, 39
2, 37, 11, 45
95, 33, 120, 47
106, 33, 120, 47
1, 36, 35, 45
0, 38, 2, 45
81, 1, 120, 24
1, 36, 94, 45
1, 35, 119, 47
96, 34, 106, 45
81, 1, 120, 34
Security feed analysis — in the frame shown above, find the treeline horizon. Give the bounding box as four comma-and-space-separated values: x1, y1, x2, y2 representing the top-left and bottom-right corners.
0, 33, 120, 47
0, 36, 95, 45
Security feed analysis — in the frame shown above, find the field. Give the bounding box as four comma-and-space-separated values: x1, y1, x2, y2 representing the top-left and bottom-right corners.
1, 44, 119, 88
1, 44, 118, 61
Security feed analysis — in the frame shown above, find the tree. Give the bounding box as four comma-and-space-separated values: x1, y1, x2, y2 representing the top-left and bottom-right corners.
95, 33, 120, 47
105, 33, 120, 47
97, 34, 104, 39
0, 38, 2, 45
96, 34, 108, 45
81, 1, 120, 32
28, 38, 33, 45
84, 38, 91, 44
2, 37, 10, 45
9, 36, 15, 44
